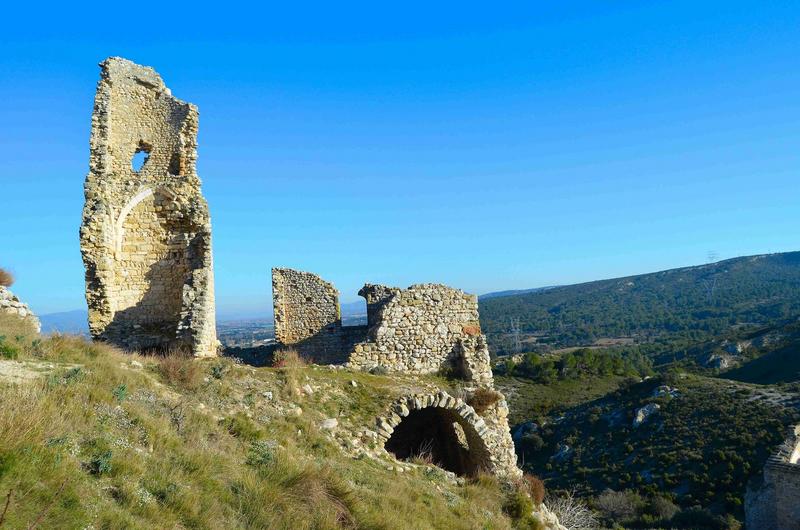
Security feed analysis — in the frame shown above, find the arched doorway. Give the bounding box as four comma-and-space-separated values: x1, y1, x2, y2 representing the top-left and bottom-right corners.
376, 392, 494, 477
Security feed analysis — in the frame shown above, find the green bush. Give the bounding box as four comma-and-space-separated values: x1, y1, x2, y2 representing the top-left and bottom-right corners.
0, 337, 19, 360
88, 450, 113, 476
246, 441, 275, 468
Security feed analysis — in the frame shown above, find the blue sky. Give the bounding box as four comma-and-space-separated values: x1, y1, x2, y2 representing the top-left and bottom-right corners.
2, 1, 799, 318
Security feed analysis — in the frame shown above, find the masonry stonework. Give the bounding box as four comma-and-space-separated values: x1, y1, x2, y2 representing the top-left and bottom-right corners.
80, 57, 217, 357
271, 268, 359, 363
746, 425, 800, 530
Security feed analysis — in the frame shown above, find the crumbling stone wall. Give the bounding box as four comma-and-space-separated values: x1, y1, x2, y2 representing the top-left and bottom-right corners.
359, 284, 400, 327
746, 425, 800, 529
272, 269, 492, 382
80, 57, 217, 357
349, 283, 487, 378
0, 286, 41, 332
272, 268, 358, 363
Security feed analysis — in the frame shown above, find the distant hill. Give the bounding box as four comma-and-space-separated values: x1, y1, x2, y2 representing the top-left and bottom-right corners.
479, 286, 558, 300
480, 251, 800, 354
39, 309, 89, 334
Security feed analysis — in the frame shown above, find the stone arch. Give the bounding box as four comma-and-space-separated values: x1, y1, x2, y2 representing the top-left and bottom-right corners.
374, 391, 495, 477
106, 187, 192, 350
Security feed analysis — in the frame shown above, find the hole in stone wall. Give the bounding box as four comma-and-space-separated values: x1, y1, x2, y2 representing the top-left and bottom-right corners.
342, 297, 367, 326
131, 142, 152, 172
384, 407, 488, 477
168, 152, 182, 175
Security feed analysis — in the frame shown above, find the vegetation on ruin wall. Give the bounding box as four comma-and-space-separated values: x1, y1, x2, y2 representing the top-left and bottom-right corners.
480, 251, 800, 355
517, 373, 799, 529
0, 313, 540, 530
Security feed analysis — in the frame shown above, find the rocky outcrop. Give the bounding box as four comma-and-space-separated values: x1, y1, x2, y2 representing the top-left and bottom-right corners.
80, 57, 217, 357
0, 286, 40, 332
633, 403, 660, 427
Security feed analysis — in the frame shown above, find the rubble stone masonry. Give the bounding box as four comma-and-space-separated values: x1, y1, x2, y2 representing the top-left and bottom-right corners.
80, 57, 217, 356
746, 425, 800, 529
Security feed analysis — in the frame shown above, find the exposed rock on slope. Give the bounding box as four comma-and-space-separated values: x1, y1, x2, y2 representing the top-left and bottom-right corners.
0, 285, 40, 332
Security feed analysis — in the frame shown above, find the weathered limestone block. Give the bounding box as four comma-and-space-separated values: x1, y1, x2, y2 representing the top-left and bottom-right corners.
80, 57, 217, 357
0, 286, 41, 333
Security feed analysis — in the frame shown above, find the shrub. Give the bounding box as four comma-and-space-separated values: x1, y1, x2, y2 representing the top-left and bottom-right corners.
467, 388, 503, 414
0, 337, 19, 360
645, 495, 679, 521
546, 490, 599, 529
158, 351, 202, 390
523, 474, 546, 505
246, 441, 275, 468
0, 269, 13, 287
272, 348, 307, 369
502, 489, 535, 523
594, 489, 642, 522
88, 450, 113, 476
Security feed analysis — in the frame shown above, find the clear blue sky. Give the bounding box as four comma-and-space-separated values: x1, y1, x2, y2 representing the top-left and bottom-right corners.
2, 1, 799, 318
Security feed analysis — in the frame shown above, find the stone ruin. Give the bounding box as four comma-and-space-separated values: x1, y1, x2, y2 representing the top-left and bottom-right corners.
272, 268, 492, 384
80, 58, 217, 357
746, 424, 800, 529
74, 57, 525, 484
0, 286, 40, 333
272, 268, 518, 478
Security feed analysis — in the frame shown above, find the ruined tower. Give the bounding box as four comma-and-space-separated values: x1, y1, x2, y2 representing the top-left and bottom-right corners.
80, 57, 217, 356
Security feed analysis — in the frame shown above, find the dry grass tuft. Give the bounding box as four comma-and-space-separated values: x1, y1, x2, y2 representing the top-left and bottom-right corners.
272, 348, 307, 369
0, 269, 14, 288
522, 474, 546, 506
158, 350, 203, 391
284, 466, 357, 528
467, 387, 504, 414
0, 385, 55, 451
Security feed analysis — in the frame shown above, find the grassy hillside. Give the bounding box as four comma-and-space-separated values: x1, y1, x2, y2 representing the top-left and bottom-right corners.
515, 373, 799, 528
0, 313, 546, 530
480, 252, 800, 355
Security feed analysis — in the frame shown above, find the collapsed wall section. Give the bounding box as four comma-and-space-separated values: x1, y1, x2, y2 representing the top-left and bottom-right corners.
80, 57, 217, 357
349, 283, 489, 378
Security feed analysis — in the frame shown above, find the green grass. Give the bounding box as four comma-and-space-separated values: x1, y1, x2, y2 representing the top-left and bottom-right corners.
0, 312, 538, 529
